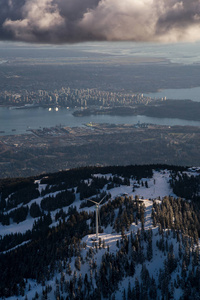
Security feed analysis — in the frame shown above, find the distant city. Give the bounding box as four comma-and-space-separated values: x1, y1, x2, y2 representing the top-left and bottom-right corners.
0, 87, 166, 108
0, 43, 200, 179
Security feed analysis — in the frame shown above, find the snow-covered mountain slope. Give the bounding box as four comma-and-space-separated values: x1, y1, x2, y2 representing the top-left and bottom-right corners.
0, 166, 200, 299
0, 170, 174, 238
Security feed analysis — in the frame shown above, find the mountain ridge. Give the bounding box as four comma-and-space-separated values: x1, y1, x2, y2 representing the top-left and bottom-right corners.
0, 164, 200, 299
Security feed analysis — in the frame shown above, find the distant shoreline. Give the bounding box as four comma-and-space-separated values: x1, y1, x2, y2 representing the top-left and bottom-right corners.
73, 99, 200, 122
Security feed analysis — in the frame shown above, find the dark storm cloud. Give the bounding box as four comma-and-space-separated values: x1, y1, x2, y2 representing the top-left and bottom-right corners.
156, 0, 200, 40
0, 0, 200, 43
0, 0, 25, 40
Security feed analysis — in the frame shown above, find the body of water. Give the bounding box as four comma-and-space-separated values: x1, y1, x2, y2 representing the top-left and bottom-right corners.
145, 87, 200, 102
79, 41, 200, 65
0, 107, 200, 136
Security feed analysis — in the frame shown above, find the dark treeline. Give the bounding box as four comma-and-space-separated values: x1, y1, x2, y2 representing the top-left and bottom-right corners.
0, 164, 186, 209
40, 164, 186, 187
0, 209, 91, 297
99, 196, 145, 232
0, 180, 39, 211
77, 176, 130, 201
30, 227, 200, 300
152, 196, 200, 242
0, 177, 36, 196
0, 205, 30, 225
0, 213, 52, 252
0, 189, 76, 227
39, 165, 154, 196
170, 172, 200, 205
0, 194, 200, 298
40, 190, 75, 211
0, 193, 146, 298
38, 164, 187, 198
0, 164, 199, 299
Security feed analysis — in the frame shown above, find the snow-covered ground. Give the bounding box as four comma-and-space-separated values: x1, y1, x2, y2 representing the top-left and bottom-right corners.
0, 170, 175, 239
1, 168, 200, 299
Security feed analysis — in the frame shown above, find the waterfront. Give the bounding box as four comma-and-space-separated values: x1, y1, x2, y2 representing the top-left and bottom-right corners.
1, 106, 200, 136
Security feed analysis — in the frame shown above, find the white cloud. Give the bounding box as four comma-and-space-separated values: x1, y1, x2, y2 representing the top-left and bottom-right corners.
3, 0, 65, 42
2, 0, 200, 43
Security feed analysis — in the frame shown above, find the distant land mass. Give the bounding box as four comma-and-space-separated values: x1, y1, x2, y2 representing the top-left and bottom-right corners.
73, 99, 200, 121
0, 123, 200, 178
1, 58, 200, 93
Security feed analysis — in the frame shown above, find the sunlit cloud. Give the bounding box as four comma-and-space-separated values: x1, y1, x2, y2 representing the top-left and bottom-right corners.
0, 0, 200, 43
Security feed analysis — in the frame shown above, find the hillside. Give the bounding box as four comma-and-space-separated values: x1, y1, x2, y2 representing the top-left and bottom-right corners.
0, 165, 200, 299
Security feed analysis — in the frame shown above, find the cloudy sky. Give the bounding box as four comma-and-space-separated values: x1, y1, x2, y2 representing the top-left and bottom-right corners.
1, 0, 200, 44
